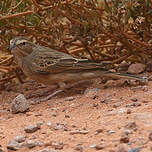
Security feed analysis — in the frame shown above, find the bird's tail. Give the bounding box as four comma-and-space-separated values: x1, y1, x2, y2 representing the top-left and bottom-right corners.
102, 71, 147, 82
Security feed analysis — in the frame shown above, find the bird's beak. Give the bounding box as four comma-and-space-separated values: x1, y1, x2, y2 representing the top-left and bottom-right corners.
9, 43, 14, 50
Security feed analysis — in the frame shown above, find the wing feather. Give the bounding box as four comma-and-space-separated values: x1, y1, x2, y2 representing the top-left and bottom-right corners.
25, 45, 107, 74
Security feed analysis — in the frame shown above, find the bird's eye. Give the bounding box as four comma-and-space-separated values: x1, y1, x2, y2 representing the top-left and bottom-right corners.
22, 42, 26, 45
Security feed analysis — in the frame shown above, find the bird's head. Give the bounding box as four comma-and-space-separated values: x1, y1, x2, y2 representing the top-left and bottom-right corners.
9, 36, 35, 57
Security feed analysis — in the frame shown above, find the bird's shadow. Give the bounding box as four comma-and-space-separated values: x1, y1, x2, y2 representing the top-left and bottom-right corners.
21, 78, 146, 102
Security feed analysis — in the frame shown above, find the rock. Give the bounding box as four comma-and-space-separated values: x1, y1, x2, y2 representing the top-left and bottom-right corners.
130, 97, 138, 102
37, 121, 44, 126
89, 144, 97, 148
51, 141, 64, 150
84, 88, 99, 98
120, 129, 132, 143
117, 108, 127, 115
65, 96, 75, 101
127, 63, 146, 74
54, 124, 63, 130
100, 97, 112, 104
107, 130, 115, 135
14, 135, 26, 143
104, 110, 116, 116
89, 144, 105, 150
11, 94, 29, 114
92, 103, 99, 107
84, 88, 99, 94
47, 122, 53, 128
117, 144, 128, 152
95, 128, 104, 135
7, 140, 22, 150
24, 124, 41, 133
95, 144, 105, 150
120, 132, 129, 143
126, 109, 132, 114
126, 102, 141, 108
148, 132, 152, 141
122, 129, 132, 135
75, 144, 83, 151
128, 147, 142, 152
47, 122, 67, 131
65, 114, 70, 118
113, 102, 121, 108
25, 140, 43, 149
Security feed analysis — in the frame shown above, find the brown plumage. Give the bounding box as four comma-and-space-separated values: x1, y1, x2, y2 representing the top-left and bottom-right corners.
9, 37, 147, 98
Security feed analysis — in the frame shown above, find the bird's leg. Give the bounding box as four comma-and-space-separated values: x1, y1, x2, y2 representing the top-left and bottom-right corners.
38, 82, 66, 102
39, 89, 63, 102
35, 80, 90, 102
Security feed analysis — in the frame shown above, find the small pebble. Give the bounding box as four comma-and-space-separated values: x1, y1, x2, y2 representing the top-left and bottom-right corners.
89, 144, 96, 148
47, 122, 52, 128
51, 141, 64, 150
107, 130, 115, 135
84, 88, 99, 99
65, 96, 75, 101
24, 124, 40, 133
75, 144, 83, 151
128, 147, 142, 152
113, 102, 121, 108
25, 140, 43, 149
131, 97, 138, 102
7, 140, 22, 150
120, 133, 129, 143
14, 135, 26, 143
11, 94, 29, 114
95, 128, 104, 135
126, 109, 132, 114
128, 63, 146, 74
126, 102, 141, 107
95, 144, 105, 150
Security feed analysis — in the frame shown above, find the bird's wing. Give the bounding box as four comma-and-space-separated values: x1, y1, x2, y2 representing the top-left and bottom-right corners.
26, 46, 107, 74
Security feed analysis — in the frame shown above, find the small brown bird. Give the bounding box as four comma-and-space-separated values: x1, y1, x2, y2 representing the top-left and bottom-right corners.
10, 37, 147, 99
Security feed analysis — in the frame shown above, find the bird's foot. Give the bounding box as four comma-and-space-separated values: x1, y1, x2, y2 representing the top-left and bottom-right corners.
39, 89, 63, 102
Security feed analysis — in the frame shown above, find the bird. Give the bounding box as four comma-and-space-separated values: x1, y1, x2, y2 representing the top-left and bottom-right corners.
9, 36, 147, 100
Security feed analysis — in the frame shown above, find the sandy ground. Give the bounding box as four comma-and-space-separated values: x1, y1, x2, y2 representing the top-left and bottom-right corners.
0, 78, 152, 152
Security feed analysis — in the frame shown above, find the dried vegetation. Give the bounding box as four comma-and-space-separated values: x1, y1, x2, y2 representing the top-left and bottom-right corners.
0, 0, 152, 86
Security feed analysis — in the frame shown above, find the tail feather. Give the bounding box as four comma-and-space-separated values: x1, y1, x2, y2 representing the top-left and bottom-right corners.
103, 71, 147, 82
